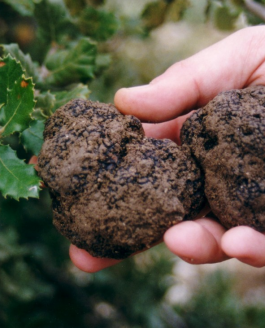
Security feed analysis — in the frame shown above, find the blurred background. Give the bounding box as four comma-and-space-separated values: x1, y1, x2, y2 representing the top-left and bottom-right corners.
1, 0, 265, 327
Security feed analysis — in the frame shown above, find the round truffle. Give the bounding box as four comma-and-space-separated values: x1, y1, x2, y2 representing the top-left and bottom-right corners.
38, 99, 205, 259
181, 85, 265, 231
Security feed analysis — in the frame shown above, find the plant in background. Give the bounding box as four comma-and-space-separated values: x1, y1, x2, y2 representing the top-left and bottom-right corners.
1, 0, 265, 327
0, 1, 183, 327
0, 0, 119, 201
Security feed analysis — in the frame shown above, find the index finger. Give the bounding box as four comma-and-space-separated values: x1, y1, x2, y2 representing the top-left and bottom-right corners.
115, 26, 265, 122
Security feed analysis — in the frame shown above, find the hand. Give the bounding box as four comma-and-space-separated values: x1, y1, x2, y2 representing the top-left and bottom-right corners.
70, 26, 265, 272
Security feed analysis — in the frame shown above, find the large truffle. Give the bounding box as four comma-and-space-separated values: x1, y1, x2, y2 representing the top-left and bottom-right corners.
38, 99, 205, 259
181, 85, 265, 231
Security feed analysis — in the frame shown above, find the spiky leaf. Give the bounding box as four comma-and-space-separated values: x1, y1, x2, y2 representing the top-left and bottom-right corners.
0, 43, 41, 84
21, 120, 44, 155
0, 144, 40, 200
44, 38, 97, 86
53, 83, 90, 110
32, 91, 56, 120
0, 55, 35, 137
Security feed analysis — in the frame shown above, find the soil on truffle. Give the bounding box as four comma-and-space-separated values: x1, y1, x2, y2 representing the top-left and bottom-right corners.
181, 85, 265, 231
38, 99, 205, 259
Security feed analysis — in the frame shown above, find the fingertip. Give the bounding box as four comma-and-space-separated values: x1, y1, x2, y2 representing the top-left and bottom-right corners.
115, 82, 181, 122
221, 226, 265, 267
114, 87, 128, 110
69, 244, 120, 273
164, 219, 228, 264
221, 226, 257, 256
114, 86, 147, 117
164, 220, 227, 264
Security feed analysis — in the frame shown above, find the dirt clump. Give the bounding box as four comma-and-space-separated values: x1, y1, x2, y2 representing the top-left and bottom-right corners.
181, 85, 265, 231
38, 99, 205, 259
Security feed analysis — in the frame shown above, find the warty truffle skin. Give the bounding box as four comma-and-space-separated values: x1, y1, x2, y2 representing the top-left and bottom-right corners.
38, 99, 205, 259
181, 85, 265, 231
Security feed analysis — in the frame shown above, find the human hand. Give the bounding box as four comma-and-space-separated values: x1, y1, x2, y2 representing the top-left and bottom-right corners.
70, 26, 265, 272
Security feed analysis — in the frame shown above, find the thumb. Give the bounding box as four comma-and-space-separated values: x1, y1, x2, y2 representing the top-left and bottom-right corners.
114, 26, 265, 122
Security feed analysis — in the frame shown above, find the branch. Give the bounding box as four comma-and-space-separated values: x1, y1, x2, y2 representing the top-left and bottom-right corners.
244, 0, 265, 21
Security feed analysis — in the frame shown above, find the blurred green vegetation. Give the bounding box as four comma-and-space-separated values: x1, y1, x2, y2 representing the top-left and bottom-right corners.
1, 0, 265, 327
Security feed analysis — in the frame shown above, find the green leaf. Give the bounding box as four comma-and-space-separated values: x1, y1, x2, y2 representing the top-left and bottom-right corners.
0, 43, 41, 84
141, 0, 190, 31
0, 55, 35, 137
141, 1, 168, 30
214, 5, 239, 30
34, 0, 77, 43
20, 120, 44, 155
95, 53, 111, 74
44, 38, 97, 86
53, 83, 90, 110
33, 91, 56, 120
2, 0, 35, 16
0, 144, 40, 200
78, 7, 119, 41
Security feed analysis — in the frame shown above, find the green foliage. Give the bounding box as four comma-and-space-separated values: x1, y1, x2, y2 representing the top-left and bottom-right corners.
142, 0, 190, 31
44, 38, 97, 86
0, 56, 35, 137
0, 228, 53, 303
34, 0, 75, 44
214, 5, 239, 30
20, 120, 45, 155
175, 270, 265, 328
0, 55, 40, 199
52, 83, 90, 110
0, 0, 116, 201
2, 0, 35, 16
205, 0, 265, 30
1, 0, 265, 327
0, 145, 40, 199
78, 7, 120, 41
0, 43, 40, 83
33, 91, 56, 119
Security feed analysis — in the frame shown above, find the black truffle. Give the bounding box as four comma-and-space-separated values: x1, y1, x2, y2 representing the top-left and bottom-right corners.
38, 99, 205, 259
181, 85, 265, 231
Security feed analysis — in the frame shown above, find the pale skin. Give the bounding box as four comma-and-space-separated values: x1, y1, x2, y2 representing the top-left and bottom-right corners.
70, 26, 265, 272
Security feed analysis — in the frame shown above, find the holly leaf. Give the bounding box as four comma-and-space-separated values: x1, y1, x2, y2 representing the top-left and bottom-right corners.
0, 55, 35, 137
78, 7, 119, 41
44, 38, 97, 86
53, 83, 90, 110
0, 144, 40, 200
0, 43, 41, 84
21, 120, 45, 156
32, 91, 56, 120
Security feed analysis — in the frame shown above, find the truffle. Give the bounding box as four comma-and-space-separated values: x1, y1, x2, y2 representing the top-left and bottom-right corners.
181, 85, 265, 231
38, 99, 205, 259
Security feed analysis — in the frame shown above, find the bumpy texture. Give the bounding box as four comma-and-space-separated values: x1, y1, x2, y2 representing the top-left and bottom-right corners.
181, 85, 265, 231
38, 99, 205, 259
